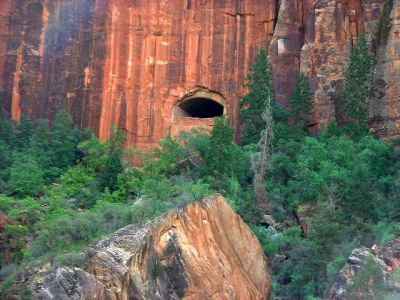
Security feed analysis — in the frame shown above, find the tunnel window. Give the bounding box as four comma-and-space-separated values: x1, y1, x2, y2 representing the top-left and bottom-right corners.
177, 98, 224, 118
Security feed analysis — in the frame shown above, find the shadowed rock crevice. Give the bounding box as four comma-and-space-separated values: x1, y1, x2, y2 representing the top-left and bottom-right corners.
159, 232, 188, 298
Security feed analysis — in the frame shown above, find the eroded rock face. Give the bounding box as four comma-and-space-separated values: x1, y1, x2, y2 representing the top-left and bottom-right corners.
0, 0, 275, 150
33, 195, 270, 300
2, 0, 400, 145
327, 236, 400, 299
370, 0, 400, 140
269, 0, 384, 130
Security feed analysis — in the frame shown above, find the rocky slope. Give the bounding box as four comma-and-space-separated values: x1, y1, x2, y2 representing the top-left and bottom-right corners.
328, 236, 400, 299
32, 194, 270, 300
1, 0, 399, 149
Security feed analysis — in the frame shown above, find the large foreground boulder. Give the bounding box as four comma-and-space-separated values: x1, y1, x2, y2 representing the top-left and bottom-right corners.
33, 194, 270, 299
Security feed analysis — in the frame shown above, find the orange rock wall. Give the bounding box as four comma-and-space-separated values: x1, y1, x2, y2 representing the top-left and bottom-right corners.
269, 0, 384, 130
1, 0, 398, 149
0, 0, 275, 150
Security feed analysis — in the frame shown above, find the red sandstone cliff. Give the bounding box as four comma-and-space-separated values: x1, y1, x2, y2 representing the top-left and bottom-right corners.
0, 0, 399, 149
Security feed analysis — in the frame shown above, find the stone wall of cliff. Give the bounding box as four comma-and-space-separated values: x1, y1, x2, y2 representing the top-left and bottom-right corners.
370, 0, 400, 140
0, 0, 399, 149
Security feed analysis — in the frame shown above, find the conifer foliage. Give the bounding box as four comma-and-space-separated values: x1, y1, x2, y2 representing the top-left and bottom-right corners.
289, 72, 313, 127
98, 126, 125, 192
240, 48, 274, 145
341, 34, 374, 126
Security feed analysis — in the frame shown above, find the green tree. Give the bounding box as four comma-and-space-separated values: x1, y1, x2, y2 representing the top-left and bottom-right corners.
15, 116, 33, 149
341, 34, 374, 126
98, 150, 123, 192
0, 114, 17, 147
97, 126, 125, 192
29, 118, 50, 169
0, 140, 11, 191
289, 71, 313, 127
8, 152, 44, 197
78, 134, 108, 171
47, 110, 79, 179
240, 48, 274, 145
201, 117, 235, 176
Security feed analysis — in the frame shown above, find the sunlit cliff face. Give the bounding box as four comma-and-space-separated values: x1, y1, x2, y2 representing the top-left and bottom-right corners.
2, 0, 400, 148
0, 0, 273, 151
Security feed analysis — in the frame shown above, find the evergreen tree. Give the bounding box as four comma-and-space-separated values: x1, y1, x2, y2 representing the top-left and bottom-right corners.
97, 126, 125, 192
48, 110, 78, 179
240, 48, 274, 145
0, 114, 17, 147
8, 152, 44, 197
0, 140, 11, 191
289, 72, 313, 127
98, 150, 123, 192
341, 34, 374, 126
29, 119, 50, 168
207, 117, 235, 175
15, 116, 33, 149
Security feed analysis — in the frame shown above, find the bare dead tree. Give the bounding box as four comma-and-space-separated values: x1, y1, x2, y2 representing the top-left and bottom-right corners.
251, 94, 273, 211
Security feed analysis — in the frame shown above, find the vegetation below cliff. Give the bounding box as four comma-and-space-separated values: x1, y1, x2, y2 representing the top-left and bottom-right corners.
0, 43, 400, 300
0, 112, 399, 299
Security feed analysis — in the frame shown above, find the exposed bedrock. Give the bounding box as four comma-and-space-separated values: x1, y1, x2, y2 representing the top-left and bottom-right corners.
33, 194, 270, 300
327, 236, 400, 299
2, 0, 400, 147
370, 0, 400, 140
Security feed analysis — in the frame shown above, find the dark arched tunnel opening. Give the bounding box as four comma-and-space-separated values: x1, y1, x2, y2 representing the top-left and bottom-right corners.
178, 98, 224, 118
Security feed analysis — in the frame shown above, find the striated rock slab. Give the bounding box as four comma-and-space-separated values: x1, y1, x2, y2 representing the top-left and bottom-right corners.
370, 0, 400, 140
33, 194, 270, 300
327, 236, 400, 299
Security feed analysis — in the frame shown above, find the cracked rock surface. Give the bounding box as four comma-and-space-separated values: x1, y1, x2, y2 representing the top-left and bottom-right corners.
33, 194, 270, 300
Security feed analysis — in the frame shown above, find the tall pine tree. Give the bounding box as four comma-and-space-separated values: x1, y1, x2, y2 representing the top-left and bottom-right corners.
240, 48, 274, 145
98, 150, 123, 192
341, 34, 374, 126
15, 116, 33, 149
47, 110, 79, 179
97, 126, 125, 192
289, 71, 313, 127
204, 116, 235, 176
29, 119, 51, 175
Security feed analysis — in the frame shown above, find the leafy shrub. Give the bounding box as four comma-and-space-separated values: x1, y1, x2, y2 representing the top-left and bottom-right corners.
8, 152, 44, 197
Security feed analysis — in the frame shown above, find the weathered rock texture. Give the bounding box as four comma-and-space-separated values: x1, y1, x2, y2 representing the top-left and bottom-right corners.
370, 0, 400, 140
0, 0, 275, 150
1, 0, 400, 147
33, 194, 270, 299
327, 236, 400, 299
